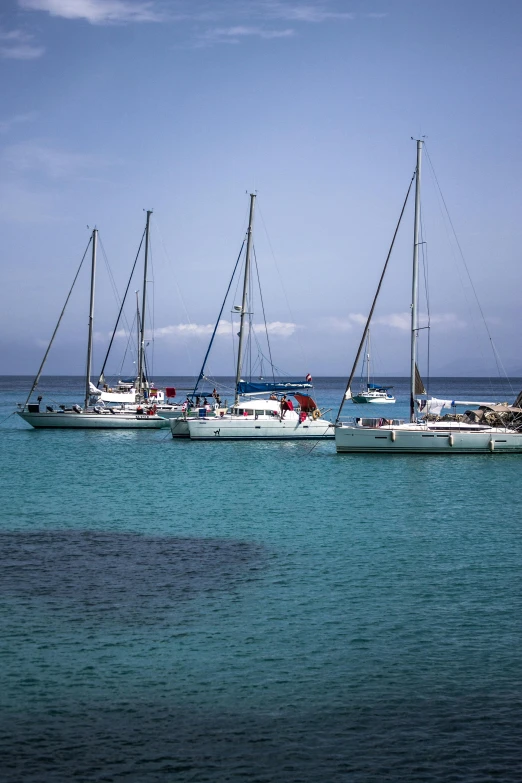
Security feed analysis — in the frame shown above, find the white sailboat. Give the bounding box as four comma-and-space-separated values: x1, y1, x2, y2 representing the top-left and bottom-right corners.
335, 140, 522, 454
90, 211, 184, 419
173, 193, 334, 440
17, 227, 166, 429
350, 331, 395, 404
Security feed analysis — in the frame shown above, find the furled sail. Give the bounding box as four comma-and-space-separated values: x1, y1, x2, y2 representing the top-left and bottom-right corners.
414, 364, 426, 395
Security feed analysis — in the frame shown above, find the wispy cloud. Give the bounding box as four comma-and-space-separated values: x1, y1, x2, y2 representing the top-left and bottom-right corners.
18, 1, 362, 46
18, 0, 163, 25
0, 111, 38, 133
116, 319, 299, 339
198, 25, 295, 46
0, 28, 45, 59
324, 313, 466, 333
260, 1, 355, 23
2, 142, 108, 179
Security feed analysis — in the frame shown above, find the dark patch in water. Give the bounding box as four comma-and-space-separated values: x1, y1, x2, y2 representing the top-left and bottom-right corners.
0, 531, 267, 621
1, 696, 521, 782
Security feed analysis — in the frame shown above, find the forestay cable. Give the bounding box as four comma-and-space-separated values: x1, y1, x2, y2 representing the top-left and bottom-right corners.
335, 171, 415, 423
23, 236, 92, 408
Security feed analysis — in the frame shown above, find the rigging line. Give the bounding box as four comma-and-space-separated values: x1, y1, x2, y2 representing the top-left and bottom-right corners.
151, 215, 201, 385
424, 144, 510, 389
118, 310, 138, 376
419, 204, 431, 394
97, 228, 146, 386
192, 238, 246, 396
253, 245, 276, 384
335, 170, 415, 424
0, 411, 15, 427
23, 236, 92, 408
230, 249, 246, 378
424, 153, 496, 395
98, 235, 120, 310
98, 235, 136, 360
257, 204, 307, 371
145, 232, 155, 381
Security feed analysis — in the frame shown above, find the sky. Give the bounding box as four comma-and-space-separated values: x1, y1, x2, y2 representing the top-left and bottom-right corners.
1, 0, 521, 379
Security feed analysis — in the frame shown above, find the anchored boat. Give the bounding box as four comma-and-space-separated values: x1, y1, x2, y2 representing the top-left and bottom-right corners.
335, 140, 522, 454
172, 194, 333, 440
17, 226, 166, 429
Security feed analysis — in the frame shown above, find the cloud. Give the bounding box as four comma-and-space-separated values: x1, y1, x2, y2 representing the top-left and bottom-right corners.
324, 313, 466, 333
18, 0, 163, 25
116, 319, 298, 339
199, 25, 295, 45
2, 142, 109, 179
0, 111, 38, 133
261, 2, 355, 23
0, 28, 45, 59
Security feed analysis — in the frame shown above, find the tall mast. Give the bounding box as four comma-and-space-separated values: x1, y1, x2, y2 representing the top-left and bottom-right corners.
410, 140, 423, 422
137, 210, 152, 396
135, 290, 140, 383
367, 331, 370, 389
234, 193, 256, 405
84, 228, 97, 409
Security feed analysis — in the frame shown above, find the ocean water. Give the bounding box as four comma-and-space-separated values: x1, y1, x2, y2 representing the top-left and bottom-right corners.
1, 375, 522, 782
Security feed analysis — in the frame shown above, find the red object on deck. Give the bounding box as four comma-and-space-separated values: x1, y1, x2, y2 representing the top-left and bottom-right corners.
166, 387, 176, 398
294, 392, 317, 412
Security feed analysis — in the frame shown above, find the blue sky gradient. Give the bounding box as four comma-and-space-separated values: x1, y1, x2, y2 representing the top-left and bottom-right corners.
1, 0, 521, 378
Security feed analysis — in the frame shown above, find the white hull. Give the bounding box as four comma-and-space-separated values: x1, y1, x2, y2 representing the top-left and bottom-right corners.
120, 405, 184, 419
187, 416, 334, 440
170, 418, 190, 438
335, 423, 522, 453
17, 411, 166, 429
352, 396, 395, 404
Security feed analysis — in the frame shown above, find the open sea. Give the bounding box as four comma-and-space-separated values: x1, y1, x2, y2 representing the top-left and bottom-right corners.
1, 375, 521, 782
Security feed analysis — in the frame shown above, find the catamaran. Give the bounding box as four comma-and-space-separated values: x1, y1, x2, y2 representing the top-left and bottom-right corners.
17, 225, 166, 429
172, 194, 334, 440
335, 140, 522, 454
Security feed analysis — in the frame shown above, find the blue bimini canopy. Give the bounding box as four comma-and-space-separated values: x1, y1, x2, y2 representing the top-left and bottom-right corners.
237, 381, 313, 395
368, 383, 393, 390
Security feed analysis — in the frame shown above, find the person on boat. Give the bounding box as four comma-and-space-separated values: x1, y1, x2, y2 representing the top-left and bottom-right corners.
281, 396, 293, 418
269, 393, 277, 400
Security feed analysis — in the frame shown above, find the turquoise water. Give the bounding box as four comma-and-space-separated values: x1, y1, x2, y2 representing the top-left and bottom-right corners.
1, 376, 522, 782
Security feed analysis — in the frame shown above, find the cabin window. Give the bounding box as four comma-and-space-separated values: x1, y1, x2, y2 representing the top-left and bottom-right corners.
255, 410, 264, 416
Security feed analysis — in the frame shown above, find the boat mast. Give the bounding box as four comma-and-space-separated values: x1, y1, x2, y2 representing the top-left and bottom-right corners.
84, 228, 97, 409
137, 210, 152, 397
410, 140, 423, 422
367, 331, 371, 390
234, 193, 256, 405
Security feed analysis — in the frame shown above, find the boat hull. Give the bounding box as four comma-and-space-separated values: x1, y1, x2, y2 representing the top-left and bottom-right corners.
17, 411, 167, 429
351, 395, 395, 404
187, 417, 334, 440
335, 425, 522, 453
170, 418, 190, 438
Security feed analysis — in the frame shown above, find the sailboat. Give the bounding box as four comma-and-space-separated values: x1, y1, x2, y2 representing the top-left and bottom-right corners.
17, 226, 166, 429
89, 211, 184, 419
173, 193, 334, 440
350, 331, 395, 404
335, 140, 522, 453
